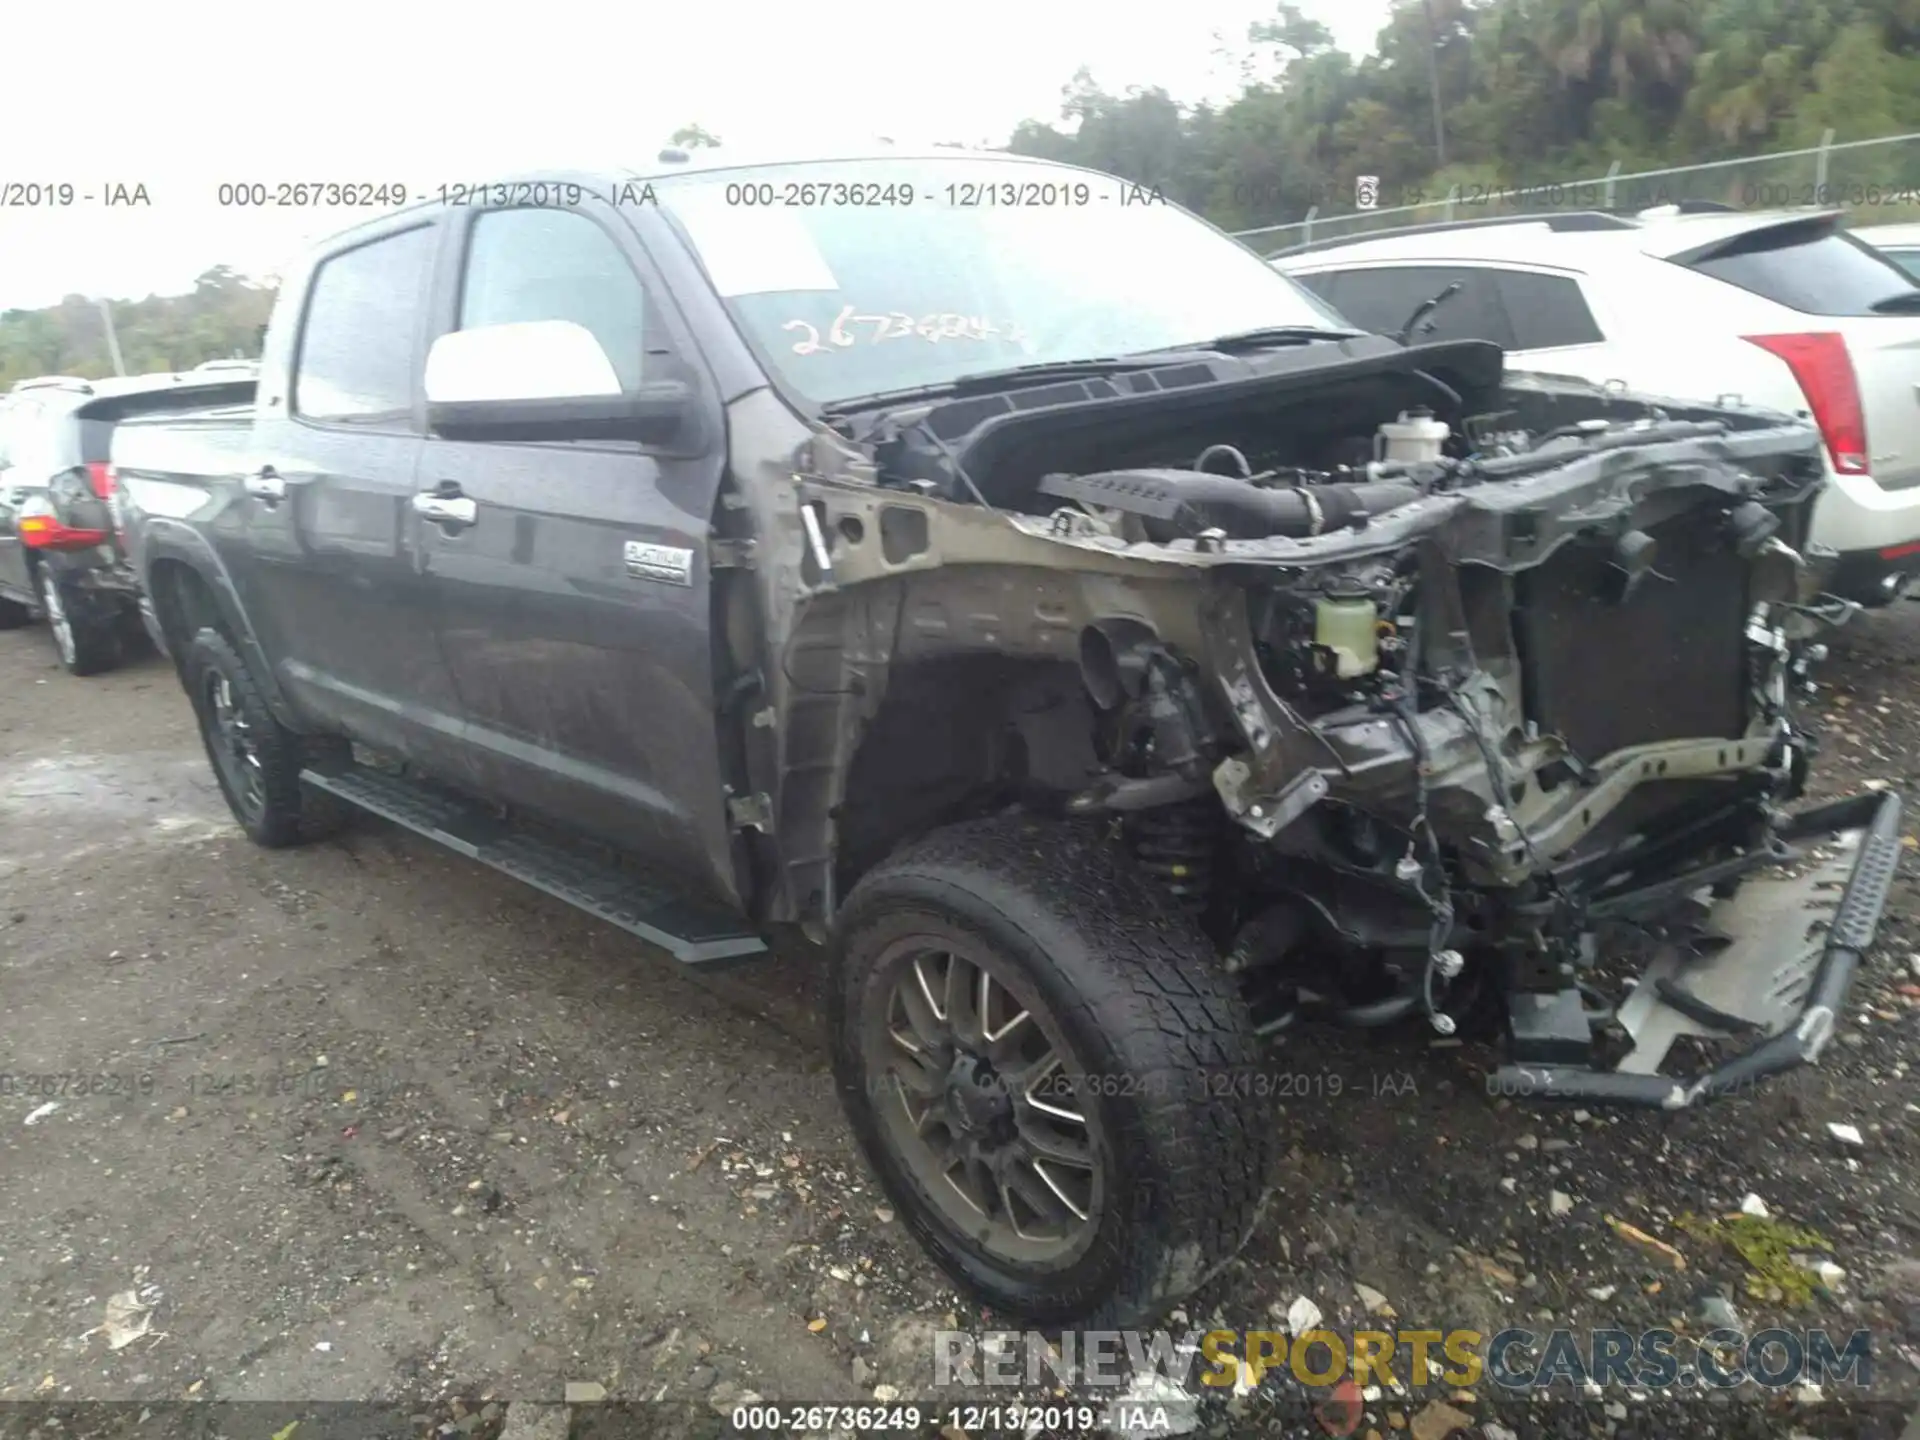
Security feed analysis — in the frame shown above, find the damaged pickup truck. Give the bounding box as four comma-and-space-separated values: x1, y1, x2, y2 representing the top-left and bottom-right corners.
117, 147, 1902, 1328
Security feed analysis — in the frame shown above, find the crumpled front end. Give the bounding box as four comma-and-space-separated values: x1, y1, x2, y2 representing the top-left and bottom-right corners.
748, 347, 1899, 1106
1168, 435, 1898, 1106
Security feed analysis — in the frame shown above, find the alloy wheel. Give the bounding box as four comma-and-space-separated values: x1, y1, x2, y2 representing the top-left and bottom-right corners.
38, 570, 76, 666
863, 939, 1105, 1266
203, 669, 266, 817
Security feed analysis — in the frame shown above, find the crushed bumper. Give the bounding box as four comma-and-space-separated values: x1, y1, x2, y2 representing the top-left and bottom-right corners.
1490, 790, 1903, 1109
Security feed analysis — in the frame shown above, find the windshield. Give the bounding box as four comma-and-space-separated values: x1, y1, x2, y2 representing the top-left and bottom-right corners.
653, 156, 1349, 406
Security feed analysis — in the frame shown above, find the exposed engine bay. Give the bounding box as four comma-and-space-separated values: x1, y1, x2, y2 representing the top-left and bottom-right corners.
744, 335, 1902, 1108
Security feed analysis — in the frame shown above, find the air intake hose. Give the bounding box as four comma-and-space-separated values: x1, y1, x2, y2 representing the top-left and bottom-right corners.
1037, 467, 1423, 541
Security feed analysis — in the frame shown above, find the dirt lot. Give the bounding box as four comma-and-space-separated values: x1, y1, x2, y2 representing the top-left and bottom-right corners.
4, 609, 1920, 1440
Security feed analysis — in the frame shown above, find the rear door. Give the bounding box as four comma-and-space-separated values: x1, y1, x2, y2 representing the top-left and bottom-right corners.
236, 215, 471, 770
413, 200, 737, 897
1672, 217, 1920, 490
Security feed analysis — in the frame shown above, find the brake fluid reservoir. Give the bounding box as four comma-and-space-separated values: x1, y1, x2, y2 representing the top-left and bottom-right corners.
1315, 585, 1379, 679
1376, 408, 1451, 463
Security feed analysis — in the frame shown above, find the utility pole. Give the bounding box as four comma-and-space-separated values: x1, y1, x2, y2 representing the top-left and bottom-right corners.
95, 297, 127, 376
1422, 0, 1449, 171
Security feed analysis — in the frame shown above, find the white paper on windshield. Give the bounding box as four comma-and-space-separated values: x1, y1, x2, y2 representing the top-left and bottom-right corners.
665, 186, 841, 297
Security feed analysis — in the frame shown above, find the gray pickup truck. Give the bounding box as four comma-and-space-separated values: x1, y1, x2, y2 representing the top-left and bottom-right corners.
116, 145, 1900, 1328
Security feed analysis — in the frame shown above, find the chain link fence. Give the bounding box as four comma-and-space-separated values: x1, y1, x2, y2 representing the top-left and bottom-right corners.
1234, 131, 1920, 254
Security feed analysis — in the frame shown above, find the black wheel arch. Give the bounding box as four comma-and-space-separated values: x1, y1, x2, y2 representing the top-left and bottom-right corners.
141, 528, 303, 732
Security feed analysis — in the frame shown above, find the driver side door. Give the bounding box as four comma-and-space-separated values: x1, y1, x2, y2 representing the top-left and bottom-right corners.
414, 201, 740, 903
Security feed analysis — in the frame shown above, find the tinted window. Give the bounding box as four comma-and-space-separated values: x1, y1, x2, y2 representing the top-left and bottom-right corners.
1683, 223, 1920, 316
459, 208, 650, 390
1496, 271, 1605, 348
1302, 266, 1515, 348
293, 225, 435, 425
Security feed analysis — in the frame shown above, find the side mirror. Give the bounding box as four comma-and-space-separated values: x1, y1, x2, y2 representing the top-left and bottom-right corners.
423, 321, 695, 445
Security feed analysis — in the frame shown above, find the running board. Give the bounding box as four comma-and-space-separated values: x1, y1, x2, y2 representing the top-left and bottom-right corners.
300, 762, 769, 966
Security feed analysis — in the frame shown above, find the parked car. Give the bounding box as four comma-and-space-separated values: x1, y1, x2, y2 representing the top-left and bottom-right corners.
1271, 206, 1920, 604
0, 372, 255, 674
1853, 221, 1920, 279
118, 149, 1896, 1326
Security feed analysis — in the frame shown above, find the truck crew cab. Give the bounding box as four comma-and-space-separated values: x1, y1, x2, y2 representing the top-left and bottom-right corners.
118, 146, 1899, 1328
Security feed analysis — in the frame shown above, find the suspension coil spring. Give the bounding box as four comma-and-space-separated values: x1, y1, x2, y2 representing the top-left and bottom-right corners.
1127, 797, 1221, 911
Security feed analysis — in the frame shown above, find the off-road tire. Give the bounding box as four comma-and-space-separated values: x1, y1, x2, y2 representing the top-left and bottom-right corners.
831, 813, 1276, 1328
182, 627, 349, 848
36, 565, 118, 676
0, 595, 30, 630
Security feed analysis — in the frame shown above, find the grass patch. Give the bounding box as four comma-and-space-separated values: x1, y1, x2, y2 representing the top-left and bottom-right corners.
1675, 1213, 1834, 1306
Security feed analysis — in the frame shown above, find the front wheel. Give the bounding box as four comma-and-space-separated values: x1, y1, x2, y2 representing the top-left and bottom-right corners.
831, 814, 1276, 1328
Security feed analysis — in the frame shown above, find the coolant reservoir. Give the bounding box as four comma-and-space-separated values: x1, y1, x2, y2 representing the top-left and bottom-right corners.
1376, 408, 1451, 464
1314, 585, 1379, 679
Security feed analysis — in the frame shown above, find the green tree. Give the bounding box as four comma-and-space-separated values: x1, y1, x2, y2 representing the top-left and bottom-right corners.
0, 268, 275, 388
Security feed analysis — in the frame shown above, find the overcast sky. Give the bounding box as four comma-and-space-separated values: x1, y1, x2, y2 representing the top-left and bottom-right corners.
1, 0, 1392, 311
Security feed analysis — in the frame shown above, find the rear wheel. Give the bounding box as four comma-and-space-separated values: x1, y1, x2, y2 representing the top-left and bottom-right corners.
36, 565, 118, 676
831, 814, 1276, 1327
181, 627, 348, 847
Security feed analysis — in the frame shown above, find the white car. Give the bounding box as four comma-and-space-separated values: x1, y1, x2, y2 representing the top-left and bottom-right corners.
1854, 222, 1920, 279
1271, 206, 1920, 603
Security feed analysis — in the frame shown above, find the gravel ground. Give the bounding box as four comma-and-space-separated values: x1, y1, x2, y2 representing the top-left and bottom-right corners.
3, 610, 1920, 1440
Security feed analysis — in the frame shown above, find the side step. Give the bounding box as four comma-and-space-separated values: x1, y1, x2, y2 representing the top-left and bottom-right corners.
300, 762, 769, 966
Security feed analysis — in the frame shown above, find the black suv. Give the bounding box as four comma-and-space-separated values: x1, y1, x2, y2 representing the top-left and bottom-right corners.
0, 372, 254, 674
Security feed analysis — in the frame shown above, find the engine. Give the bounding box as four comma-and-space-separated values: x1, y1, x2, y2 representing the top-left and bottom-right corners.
1034, 409, 1455, 546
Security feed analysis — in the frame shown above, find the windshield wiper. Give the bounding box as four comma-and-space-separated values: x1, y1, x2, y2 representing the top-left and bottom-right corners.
1173, 325, 1363, 351
820, 357, 1179, 418
1395, 281, 1466, 344
948, 356, 1188, 390
819, 335, 1351, 418
1869, 291, 1920, 313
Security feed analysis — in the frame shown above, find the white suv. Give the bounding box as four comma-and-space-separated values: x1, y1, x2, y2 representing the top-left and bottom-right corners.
1271, 207, 1920, 604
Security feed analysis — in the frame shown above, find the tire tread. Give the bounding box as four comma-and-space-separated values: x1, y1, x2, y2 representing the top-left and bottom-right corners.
835, 812, 1276, 1327
182, 627, 347, 847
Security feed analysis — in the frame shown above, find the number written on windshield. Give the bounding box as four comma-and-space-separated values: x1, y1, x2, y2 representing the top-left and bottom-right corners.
782, 305, 1030, 355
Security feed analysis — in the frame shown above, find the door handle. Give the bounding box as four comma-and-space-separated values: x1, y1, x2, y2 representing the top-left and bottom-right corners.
413, 489, 478, 526
244, 469, 287, 502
